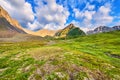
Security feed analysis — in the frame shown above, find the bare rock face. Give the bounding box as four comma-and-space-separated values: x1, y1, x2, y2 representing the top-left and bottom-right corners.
87, 25, 120, 34
112, 26, 120, 30
0, 6, 26, 37
94, 26, 112, 33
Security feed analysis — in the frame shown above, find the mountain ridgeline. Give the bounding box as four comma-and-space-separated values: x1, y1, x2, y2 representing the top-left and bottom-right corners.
0, 6, 26, 37
55, 23, 86, 38
0, 5, 119, 39
0, 6, 85, 38
87, 26, 120, 34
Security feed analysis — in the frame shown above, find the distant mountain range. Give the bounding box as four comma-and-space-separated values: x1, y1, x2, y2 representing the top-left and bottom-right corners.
87, 26, 120, 34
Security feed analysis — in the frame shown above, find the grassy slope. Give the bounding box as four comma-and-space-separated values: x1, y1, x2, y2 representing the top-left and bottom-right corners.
0, 31, 120, 80
67, 27, 85, 37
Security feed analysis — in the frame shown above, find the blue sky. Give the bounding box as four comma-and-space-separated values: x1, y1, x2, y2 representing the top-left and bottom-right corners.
0, 0, 120, 31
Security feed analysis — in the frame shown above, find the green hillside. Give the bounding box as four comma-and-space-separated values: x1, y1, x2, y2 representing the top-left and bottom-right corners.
55, 23, 85, 38
67, 27, 86, 38
0, 31, 120, 80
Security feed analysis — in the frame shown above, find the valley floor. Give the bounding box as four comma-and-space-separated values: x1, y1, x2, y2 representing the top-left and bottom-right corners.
0, 31, 120, 80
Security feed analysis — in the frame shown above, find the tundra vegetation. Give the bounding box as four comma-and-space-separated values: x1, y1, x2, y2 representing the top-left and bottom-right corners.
0, 31, 120, 80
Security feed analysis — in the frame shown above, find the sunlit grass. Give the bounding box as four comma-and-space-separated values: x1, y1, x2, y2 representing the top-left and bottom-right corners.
0, 31, 120, 79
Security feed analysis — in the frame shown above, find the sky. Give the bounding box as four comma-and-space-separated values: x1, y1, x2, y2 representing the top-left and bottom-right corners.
0, 0, 120, 32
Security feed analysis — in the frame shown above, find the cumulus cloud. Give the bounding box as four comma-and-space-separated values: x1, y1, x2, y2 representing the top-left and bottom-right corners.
93, 3, 113, 25
31, 0, 70, 30
0, 0, 34, 26
73, 2, 113, 31
73, 8, 96, 31
74, 9, 84, 19
74, 3, 95, 20
88, 5, 95, 10
0, 0, 70, 31
84, 10, 96, 20
0, 0, 114, 31
27, 20, 42, 31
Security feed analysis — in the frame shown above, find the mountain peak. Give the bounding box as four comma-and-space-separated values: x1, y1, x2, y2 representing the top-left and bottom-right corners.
94, 26, 111, 32
55, 23, 85, 38
87, 25, 120, 34
0, 6, 11, 20
112, 25, 120, 30
0, 6, 25, 30
66, 23, 75, 28
69, 23, 74, 26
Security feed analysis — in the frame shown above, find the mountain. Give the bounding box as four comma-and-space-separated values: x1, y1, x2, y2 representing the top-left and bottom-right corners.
67, 27, 86, 37
94, 26, 112, 32
87, 25, 120, 34
55, 23, 75, 37
55, 23, 85, 38
112, 26, 120, 30
23, 29, 56, 37
87, 26, 112, 34
0, 6, 26, 37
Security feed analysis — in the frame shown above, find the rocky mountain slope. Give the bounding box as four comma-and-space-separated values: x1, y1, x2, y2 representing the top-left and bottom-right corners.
87, 26, 120, 34
55, 23, 85, 38
0, 6, 26, 37
112, 26, 120, 30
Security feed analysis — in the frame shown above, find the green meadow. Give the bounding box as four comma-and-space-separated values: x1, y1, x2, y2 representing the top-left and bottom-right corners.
0, 31, 120, 80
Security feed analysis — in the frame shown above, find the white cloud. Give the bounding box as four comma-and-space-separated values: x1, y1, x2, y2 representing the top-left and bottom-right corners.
44, 23, 62, 30
73, 8, 95, 30
0, 0, 70, 30
0, 0, 34, 26
0, 0, 114, 32
93, 3, 113, 26
73, 2, 113, 31
84, 10, 96, 20
33, 0, 70, 30
73, 9, 84, 19
27, 20, 42, 31
74, 3, 95, 20
88, 5, 95, 10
